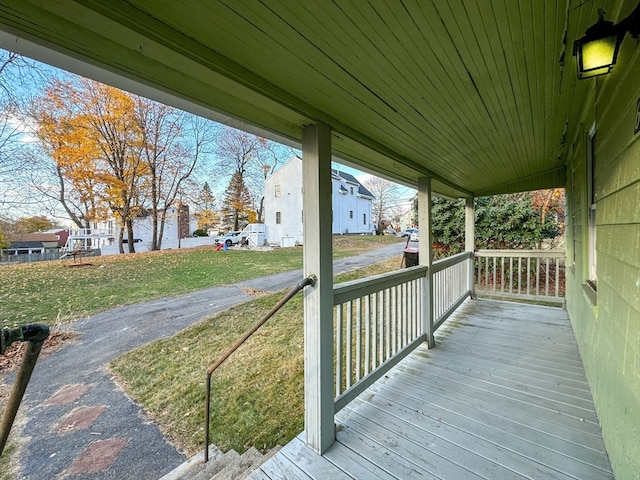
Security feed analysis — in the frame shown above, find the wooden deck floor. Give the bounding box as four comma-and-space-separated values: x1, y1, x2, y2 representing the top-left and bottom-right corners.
250, 298, 614, 480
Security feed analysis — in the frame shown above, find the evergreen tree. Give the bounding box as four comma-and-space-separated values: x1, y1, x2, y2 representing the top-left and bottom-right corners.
195, 182, 218, 231
198, 182, 215, 211
221, 172, 253, 231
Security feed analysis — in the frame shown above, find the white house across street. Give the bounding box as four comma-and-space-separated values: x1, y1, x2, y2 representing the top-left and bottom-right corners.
264, 157, 374, 246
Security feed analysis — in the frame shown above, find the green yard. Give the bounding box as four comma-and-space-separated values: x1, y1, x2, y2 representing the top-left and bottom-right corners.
109, 256, 401, 456
1, 235, 402, 473
0, 235, 402, 328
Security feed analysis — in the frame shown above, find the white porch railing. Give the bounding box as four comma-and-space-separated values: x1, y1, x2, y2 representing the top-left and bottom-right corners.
68, 228, 115, 237
332, 252, 473, 412
475, 249, 565, 304
432, 251, 474, 330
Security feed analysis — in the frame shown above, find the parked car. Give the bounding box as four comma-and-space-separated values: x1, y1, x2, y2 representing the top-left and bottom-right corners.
410, 231, 419, 242
214, 231, 243, 246
400, 228, 418, 237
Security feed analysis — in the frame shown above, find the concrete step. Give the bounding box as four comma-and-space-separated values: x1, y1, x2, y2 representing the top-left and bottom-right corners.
210, 447, 262, 480
160, 445, 281, 480
159, 445, 223, 480
238, 446, 281, 480
191, 450, 241, 480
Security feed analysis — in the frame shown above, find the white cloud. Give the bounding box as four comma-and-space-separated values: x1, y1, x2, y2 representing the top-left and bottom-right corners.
6, 113, 38, 143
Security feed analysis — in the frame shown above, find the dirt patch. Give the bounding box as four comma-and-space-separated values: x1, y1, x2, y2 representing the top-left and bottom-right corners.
332, 237, 358, 248
0, 330, 80, 375
242, 287, 264, 296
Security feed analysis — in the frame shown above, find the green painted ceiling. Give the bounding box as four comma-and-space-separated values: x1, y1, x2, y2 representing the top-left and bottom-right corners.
0, 0, 624, 197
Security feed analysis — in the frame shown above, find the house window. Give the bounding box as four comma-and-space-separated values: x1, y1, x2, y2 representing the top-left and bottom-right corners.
349, 210, 353, 219
350, 186, 354, 195
363, 213, 367, 225
275, 184, 281, 197
276, 212, 281, 224
586, 129, 597, 289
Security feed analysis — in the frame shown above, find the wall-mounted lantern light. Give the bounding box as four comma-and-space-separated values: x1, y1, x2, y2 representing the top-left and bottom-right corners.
573, 3, 640, 79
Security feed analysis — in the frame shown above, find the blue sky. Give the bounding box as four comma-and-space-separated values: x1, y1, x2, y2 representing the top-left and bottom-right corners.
3, 49, 416, 222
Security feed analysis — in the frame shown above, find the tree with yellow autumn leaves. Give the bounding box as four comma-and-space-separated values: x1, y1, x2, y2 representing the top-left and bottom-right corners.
30, 77, 216, 253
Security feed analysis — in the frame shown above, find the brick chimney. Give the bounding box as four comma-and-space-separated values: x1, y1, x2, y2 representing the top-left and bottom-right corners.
178, 204, 190, 239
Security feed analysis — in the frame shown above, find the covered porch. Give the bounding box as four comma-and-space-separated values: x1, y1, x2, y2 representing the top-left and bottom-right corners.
255, 297, 613, 480
0, 1, 638, 478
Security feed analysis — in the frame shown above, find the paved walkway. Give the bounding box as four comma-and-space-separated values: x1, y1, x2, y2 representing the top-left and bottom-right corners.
7, 242, 406, 479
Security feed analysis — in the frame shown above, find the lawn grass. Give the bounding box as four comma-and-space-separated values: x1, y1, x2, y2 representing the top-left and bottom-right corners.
109, 256, 402, 456
0, 442, 17, 480
0, 235, 402, 328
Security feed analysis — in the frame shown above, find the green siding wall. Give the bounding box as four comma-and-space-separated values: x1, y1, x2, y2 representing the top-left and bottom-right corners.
565, 22, 640, 479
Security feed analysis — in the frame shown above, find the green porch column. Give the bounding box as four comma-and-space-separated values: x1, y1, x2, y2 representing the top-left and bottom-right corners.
302, 123, 335, 454
418, 177, 434, 348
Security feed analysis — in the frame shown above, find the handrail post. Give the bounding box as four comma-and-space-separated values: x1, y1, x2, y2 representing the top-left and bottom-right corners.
203, 275, 315, 463
465, 197, 476, 299
418, 177, 434, 348
468, 252, 476, 299
0, 324, 50, 456
302, 122, 335, 455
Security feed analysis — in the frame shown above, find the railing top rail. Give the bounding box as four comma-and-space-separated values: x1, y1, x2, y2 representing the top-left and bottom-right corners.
432, 251, 473, 273
333, 265, 427, 305
206, 275, 316, 376
475, 249, 565, 258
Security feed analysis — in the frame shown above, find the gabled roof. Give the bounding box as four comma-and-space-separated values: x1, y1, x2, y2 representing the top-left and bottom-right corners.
6, 240, 51, 250
36, 228, 68, 235
333, 169, 375, 198
8, 233, 60, 243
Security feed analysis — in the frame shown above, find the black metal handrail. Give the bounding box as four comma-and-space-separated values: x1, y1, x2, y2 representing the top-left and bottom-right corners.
0, 324, 50, 456
203, 275, 316, 463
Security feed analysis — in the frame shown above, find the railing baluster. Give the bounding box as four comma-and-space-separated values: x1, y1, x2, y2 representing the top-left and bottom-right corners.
407, 281, 415, 342
555, 258, 560, 298
402, 282, 407, 345
356, 298, 362, 381
385, 289, 391, 360
364, 295, 370, 376
371, 293, 377, 370
517, 257, 522, 294
509, 257, 513, 293
536, 258, 540, 296
414, 279, 419, 339
545, 258, 550, 296
484, 256, 489, 289
379, 291, 384, 364
391, 285, 395, 353
336, 305, 343, 396
346, 301, 352, 389
492, 257, 497, 291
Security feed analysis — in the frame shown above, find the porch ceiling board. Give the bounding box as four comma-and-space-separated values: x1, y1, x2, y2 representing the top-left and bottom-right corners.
0, 0, 619, 196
